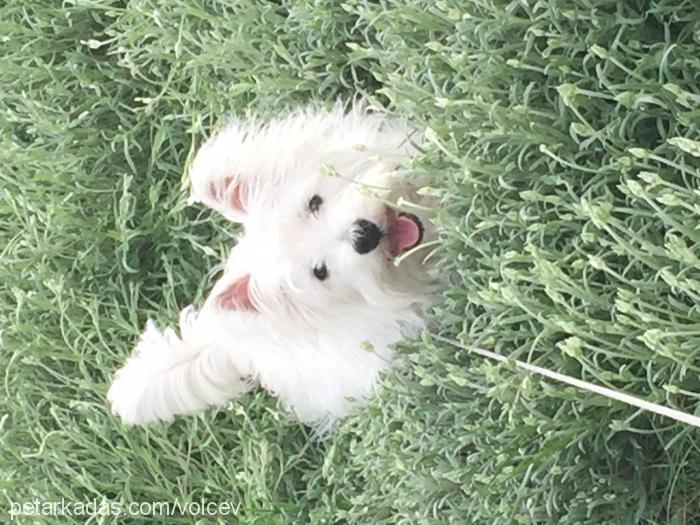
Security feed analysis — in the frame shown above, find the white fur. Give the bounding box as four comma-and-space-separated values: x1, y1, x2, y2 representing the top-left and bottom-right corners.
108, 103, 435, 432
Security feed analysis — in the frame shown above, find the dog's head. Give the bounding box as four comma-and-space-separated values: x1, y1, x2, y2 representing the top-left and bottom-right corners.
189, 105, 434, 322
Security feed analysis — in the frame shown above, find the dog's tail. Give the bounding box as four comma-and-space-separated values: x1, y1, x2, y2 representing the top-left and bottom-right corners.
107, 307, 251, 426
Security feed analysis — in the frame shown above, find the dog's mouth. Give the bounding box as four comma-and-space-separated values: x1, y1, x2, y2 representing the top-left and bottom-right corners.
386, 211, 424, 256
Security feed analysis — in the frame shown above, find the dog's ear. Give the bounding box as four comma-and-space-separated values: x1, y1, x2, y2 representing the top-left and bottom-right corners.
188, 123, 250, 222
206, 176, 247, 215
189, 173, 247, 222
216, 274, 256, 312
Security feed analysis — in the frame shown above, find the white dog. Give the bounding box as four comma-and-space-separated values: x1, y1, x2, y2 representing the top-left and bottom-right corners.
107, 103, 436, 432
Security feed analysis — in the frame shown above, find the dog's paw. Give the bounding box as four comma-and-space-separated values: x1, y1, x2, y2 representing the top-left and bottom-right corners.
106, 365, 142, 426
106, 320, 176, 426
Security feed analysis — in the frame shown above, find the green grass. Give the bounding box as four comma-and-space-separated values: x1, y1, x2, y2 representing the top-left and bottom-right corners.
2, 0, 700, 523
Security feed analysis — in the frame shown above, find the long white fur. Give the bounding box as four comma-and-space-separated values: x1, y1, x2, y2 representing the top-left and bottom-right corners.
107, 103, 435, 431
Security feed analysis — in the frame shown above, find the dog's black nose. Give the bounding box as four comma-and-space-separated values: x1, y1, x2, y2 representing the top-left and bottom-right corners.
352, 219, 382, 254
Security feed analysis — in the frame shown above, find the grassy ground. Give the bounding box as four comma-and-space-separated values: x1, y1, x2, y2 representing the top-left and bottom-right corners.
2, 0, 700, 523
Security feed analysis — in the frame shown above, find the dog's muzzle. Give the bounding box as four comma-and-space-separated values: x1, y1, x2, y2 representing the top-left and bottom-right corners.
352, 219, 382, 254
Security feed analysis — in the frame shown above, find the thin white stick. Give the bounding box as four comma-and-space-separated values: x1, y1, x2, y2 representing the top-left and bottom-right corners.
431, 334, 700, 428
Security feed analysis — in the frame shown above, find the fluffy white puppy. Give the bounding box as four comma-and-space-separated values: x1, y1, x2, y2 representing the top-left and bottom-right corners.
107, 103, 435, 432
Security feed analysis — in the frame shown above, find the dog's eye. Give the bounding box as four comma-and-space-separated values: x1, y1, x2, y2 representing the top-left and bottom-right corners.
308, 194, 323, 214
312, 263, 328, 281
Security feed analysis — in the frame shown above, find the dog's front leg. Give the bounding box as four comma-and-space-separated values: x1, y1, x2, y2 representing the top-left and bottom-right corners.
107, 305, 253, 426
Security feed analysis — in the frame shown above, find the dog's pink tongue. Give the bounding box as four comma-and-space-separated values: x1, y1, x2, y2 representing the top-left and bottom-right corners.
389, 215, 421, 253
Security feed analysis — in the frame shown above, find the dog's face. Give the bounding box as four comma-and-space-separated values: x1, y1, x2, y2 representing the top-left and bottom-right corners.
216, 168, 429, 321
189, 106, 433, 322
